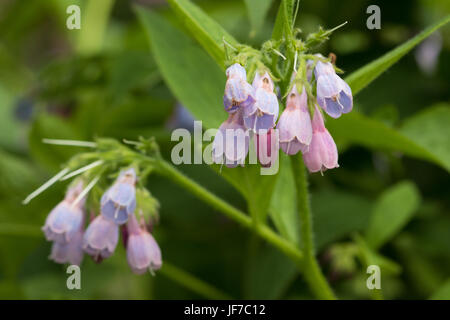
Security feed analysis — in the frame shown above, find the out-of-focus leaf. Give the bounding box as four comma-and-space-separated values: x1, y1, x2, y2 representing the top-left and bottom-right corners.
269, 154, 299, 244
312, 189, 373, 251
355, 235, 402, 275
245, 244, 297, 299
29, 114, 82, 170
429, 279, 450, 300
244, 0, 274, 37
400, 105, 450, 172
366, 181, 421, 249
0, 150, 39, 194
218, 162, 278, 224
164, 0, 239, 68
345, 15, 450, 95
137, 8, 225, 129
326, 111, 448, 172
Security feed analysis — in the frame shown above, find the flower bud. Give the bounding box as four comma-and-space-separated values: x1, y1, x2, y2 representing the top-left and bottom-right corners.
101, 168, 137, 225
126, 214, 162, 275
223, 63, 256, 113
42, 182, 85, 244
277, 85, 313, 155
83, 214, 119, 260
303, 105, 339, 173
212, 108, 249, 168
314, 57, 353, 118
243, 71, 279, 131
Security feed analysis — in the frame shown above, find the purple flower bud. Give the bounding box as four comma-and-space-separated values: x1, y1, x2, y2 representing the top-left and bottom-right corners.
255, 128, 279, 167
101, 168, 137, 225
83, 214, 119, 260
212, 108, 249, 168
126, 214, 162, 275
42, 182, 85, 244
314, 59, 353, 118
223, 64, 256, 113
226, 63, 247, 80
49, 229, 84, 266
303, 106, 339, 173
243, 72, 279, 131
277, 85, 313, 155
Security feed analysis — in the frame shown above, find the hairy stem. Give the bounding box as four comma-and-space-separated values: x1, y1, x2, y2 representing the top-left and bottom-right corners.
291, 153, 336, 300
155, 159, 303, 263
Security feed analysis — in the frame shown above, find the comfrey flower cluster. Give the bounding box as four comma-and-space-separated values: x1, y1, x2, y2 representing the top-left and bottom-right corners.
213, 64, 279, 167
39, 163, 162, 275
213, 52, 353, 173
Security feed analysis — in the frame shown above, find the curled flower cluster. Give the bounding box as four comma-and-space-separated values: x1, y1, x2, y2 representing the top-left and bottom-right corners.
43, 168, 162, 275
213, 55, 353, 173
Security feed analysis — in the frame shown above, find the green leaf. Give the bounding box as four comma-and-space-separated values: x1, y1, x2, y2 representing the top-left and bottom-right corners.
400, 104, 450, 172
269, 154, 299, 244
345, 15, 450, 95
366, 181, 421, 249
429, 279, 450, 300
165, 0, 239, 68
354, 235, 402, 275
216, 162, 278, 224
245, 243, 297, 299
136, 7, 225, 129
271, 0, 296, 40
312, 189, 373, 251
29, 113, 82, 170
326, 110, 447, 172
244, 0, 274, 37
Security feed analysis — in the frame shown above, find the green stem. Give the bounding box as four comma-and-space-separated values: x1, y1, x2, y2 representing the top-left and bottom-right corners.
291, 153, 336, 300
160, 262, 233, 300
77, 0, 115, 55
155, 159, 303, 263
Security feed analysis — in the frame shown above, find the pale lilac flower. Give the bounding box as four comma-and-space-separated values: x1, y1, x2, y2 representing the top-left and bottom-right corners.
126, 214, 162, 275
42, 182, 85, 244
243, 71, 279, 131
277, 85, 313, 155
223, 63, 255, 113
255, 128, 279, 167
101, 168, 137, 225
50, 229, 84, 266
303, 105, 339, 173
314, 57, 353, 118
83, 214, 119, 260
212, 108, 249, 168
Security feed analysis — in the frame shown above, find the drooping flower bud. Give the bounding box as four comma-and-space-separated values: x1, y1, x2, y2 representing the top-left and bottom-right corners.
277, 85, 313, 155
223, 63, 255, 113
303, 105, 339, 173
126, 214, 162, 275
101, 168, 137, 225
42, 182, 85, 244
83, 214, 119, 260
49, 228, 84, 266
314, 56, 353, 118
243, 71, 279, 131
255, 128, 279, 167
212, 108, 249, 168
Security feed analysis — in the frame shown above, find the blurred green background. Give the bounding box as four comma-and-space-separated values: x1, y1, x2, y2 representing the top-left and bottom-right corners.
0, 0, 449, 299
